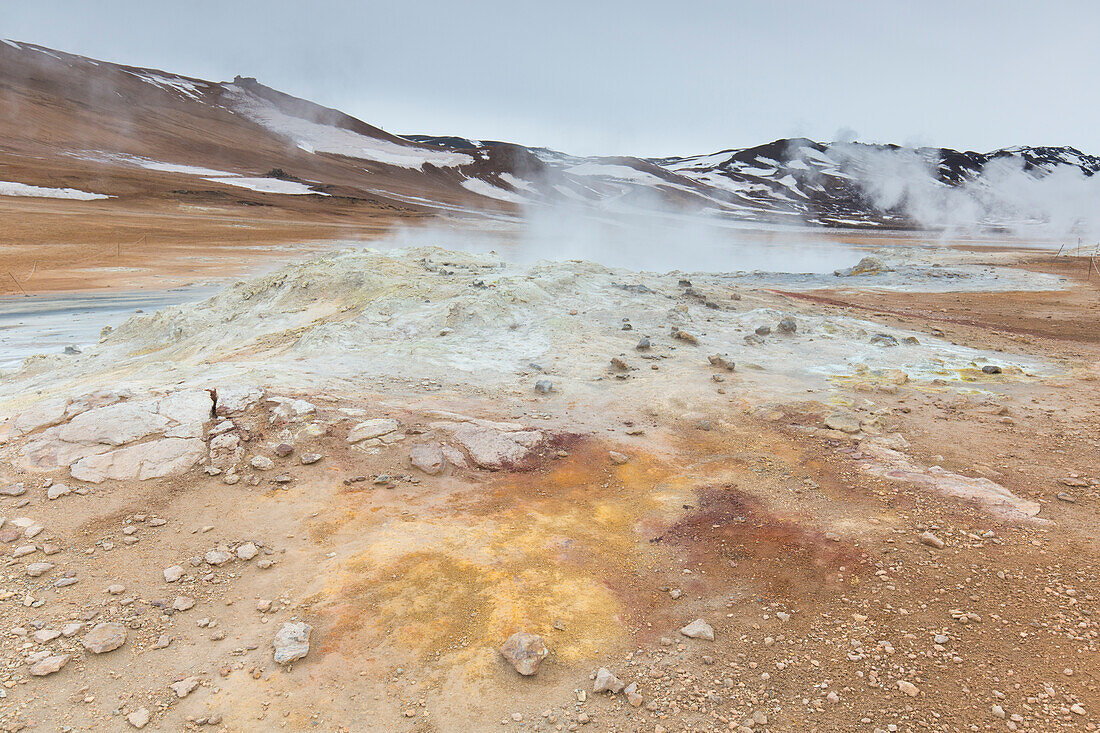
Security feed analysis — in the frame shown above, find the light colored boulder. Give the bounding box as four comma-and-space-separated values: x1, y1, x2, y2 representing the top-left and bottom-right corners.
347, 418, 400, 444
679, 619, 715, 640
593, 667, 625, 693
448, 424, 544, 470
236, 542, 258, 560
29, 654, 68, 676
157, 390, 214, 438
215, 385, 264, 416
46, 483, 71, 500
163, 565, 184, 582
82, 622, 127, 653
268, 397, 316, 423
273, 621, 311, 664
170, 676, 200, 698
824, 410, 861, 434
204, 550, 233, 566
71, 438, 205, 483
127, 707, 151, 729
440, 444, 467, 469
59, 399, 170, 446
409, 443, 446, 475
250, 455, 275, 470
500, 631, 549, 676
11, 398, 71, 437
22, 390, 210, 476
25, 562, 54, 577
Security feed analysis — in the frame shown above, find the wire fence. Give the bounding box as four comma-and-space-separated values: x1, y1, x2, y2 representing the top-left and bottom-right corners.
3, 234, 147, 296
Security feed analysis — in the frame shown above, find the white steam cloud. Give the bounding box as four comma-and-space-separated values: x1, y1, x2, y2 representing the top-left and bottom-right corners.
827, 143, 1100, 241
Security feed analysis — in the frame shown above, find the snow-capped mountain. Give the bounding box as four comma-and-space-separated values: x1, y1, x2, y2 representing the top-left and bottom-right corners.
2, 39, 1096, 231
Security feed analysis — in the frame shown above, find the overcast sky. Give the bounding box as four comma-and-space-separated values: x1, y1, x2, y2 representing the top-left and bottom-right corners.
4, 1, 1098, 157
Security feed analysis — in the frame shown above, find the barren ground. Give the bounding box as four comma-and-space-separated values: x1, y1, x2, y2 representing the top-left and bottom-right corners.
0, 221, 1096, 733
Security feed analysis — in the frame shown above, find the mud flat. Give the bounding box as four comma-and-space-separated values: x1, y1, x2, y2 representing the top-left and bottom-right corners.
0, 286, 221, 370
0, 245, 1097, 732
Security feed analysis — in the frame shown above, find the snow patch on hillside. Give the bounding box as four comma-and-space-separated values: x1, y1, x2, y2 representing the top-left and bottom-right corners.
203, 177, 327, 195
123, 71, 208, 100
460, 178, 527, 204
225, 86, 474, 170
0, 181, 110, 200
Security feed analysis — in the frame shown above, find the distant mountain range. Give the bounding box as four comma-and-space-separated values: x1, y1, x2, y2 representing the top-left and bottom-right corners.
2, 39, 1096, 230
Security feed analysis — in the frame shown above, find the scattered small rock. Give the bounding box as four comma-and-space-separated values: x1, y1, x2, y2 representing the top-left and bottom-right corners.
127, 707, 151, 729
273, 621, 312, 664
25, 562, 54, 577
500, 631, 549, 676
897, 680, 919, 697
608, 451, 630, 465
204, 550, 233, 566
707, 354, 735, 371
593, 667, 625, 693
82, 622, 127, 654
920, 531, 946, 549
170, 676, 200, 698
679, 619, 715, 640
29, 654, 68, 677
870, 333, 899, 347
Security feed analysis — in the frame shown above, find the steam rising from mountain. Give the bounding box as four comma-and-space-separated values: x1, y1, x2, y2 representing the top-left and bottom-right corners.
1, 39, 1097, 246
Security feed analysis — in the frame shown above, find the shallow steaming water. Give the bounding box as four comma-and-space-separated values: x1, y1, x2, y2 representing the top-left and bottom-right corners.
0, 286, 219, 371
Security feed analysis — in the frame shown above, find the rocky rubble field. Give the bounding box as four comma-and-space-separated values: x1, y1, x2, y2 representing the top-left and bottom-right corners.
0, 246, 1097, 732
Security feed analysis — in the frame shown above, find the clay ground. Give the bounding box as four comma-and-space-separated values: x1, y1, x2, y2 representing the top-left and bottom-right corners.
0, 196, 423, 293
0, 225, 1097, 732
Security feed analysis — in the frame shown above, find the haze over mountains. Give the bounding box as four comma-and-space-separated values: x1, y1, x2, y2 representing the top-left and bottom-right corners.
2, 39, 1098, 234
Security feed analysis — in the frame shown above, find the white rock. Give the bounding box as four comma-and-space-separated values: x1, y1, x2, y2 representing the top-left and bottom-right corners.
236, 542, 258, 560
347, 418, 400, 444
163, 565, 184, 582
680, 619, 715, 641
11, 397, 71, 437
82, 622, 127, 654
46, 483, 72, 500
268, 397, 315, 423
25, 562, 54, 577
593, 667, 625, 693
215, 385, 264, 416
170, 676, 200, 698
920, 531, 946, 549
127, 707, 151, 729
29, 654, 68, 676
71, 437, 205, 483
250, 455, 275, 471
447, 424, 544, 470
499, 631, 549, 676
409, 443, 446, 475
0, 483, 26, 496
273, 621, 312, 664
204, 550, 233, 566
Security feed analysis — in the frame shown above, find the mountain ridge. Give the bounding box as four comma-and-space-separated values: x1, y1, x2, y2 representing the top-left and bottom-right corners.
2, 39, 1097, 232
